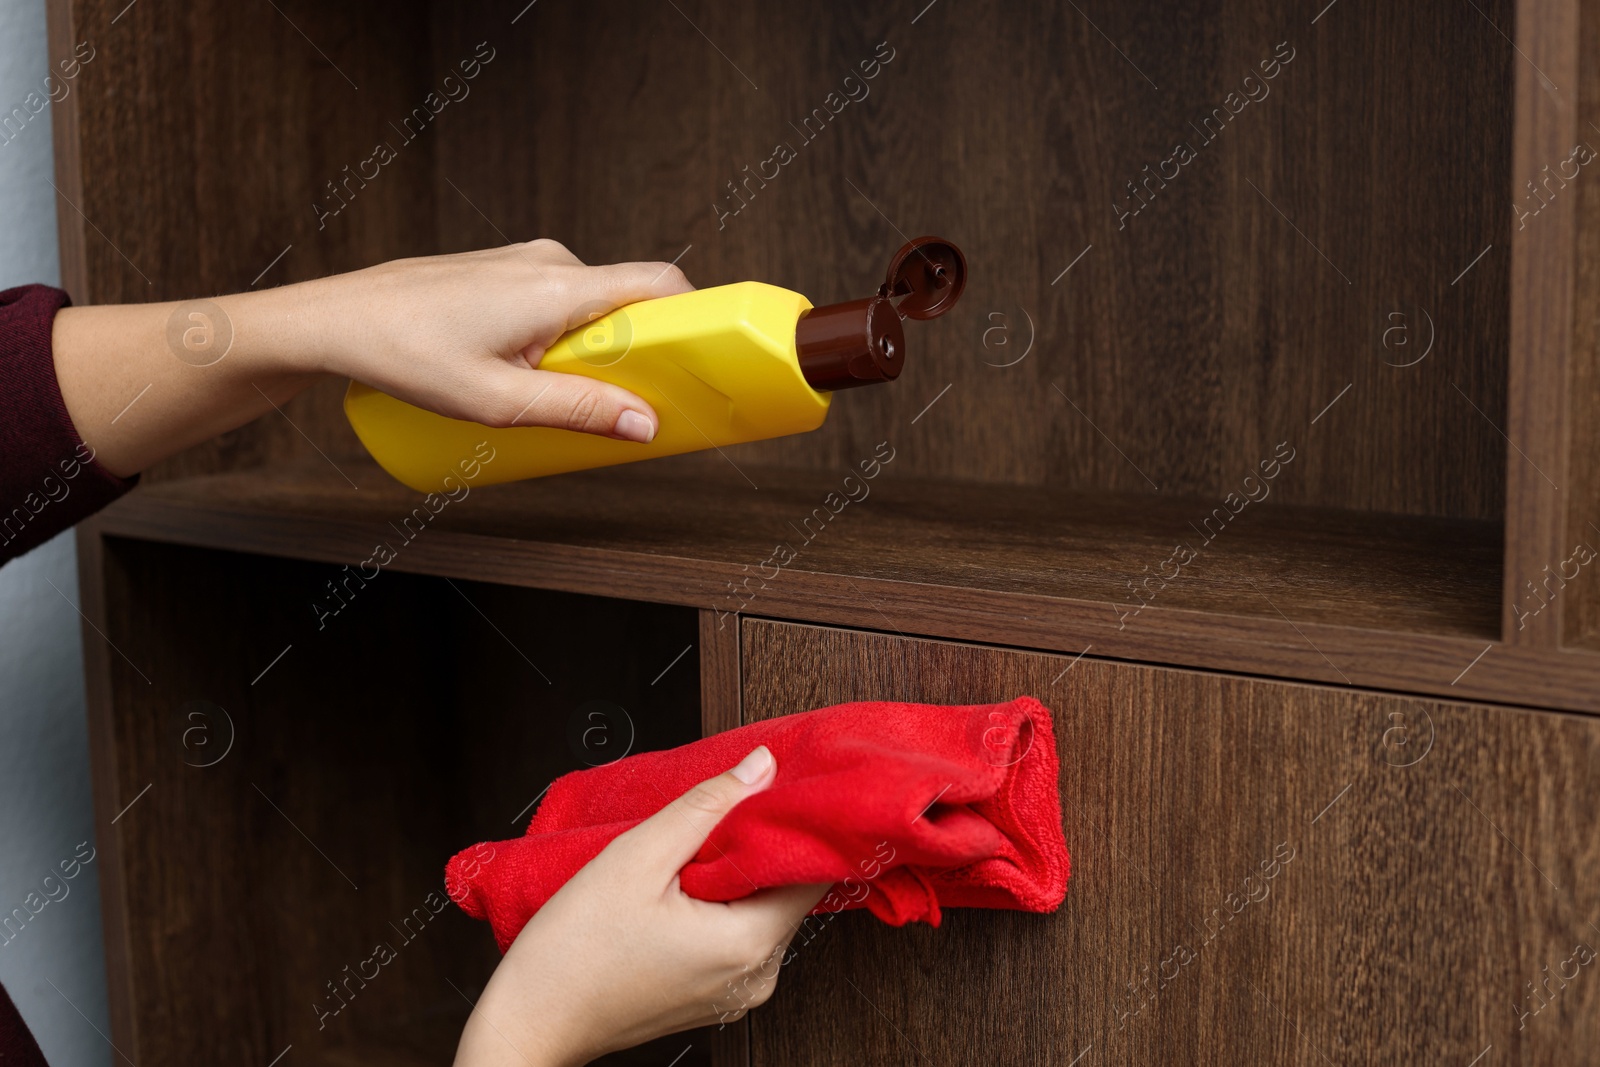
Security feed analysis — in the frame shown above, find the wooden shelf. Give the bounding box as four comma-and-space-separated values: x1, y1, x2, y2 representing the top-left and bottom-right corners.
89, 455, 1600, 714
100, 455, 1503, 635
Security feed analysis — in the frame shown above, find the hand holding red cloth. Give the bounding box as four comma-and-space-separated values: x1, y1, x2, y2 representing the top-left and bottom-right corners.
446, 696, 1069, 952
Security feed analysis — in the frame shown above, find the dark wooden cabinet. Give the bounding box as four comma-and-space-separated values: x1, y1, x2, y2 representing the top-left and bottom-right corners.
47, 0, 1600, 1062
741, 621, 1600, 1066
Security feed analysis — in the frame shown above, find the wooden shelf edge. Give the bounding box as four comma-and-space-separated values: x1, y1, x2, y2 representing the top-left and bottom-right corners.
71, 515, 139, 1056
45, 0, 89, 303
699, 610, 742, 737
86, 480, 1600, 716
1503, 0, 1583, 646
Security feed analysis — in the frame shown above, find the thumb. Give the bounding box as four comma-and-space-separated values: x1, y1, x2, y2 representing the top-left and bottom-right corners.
627, 746, 776, 874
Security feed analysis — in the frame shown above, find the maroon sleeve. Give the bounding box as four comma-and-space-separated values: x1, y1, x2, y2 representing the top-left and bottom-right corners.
1, 284, 138, 566
0, 982, 49, 1067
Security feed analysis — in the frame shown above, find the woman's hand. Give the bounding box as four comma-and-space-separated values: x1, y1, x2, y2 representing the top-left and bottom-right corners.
51, 241, 693, 478
297, 240, 692, 440
453, 746, 829, 1067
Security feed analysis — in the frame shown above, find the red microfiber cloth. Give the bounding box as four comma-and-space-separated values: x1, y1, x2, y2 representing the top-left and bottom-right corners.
446, 696, 1069, 951
451, 700, 1068, 953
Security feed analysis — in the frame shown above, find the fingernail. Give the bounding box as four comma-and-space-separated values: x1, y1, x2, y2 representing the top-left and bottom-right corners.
730, 746, 773, 785
614, 410, 655, 443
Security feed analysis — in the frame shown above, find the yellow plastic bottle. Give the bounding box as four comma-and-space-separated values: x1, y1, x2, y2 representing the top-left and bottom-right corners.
344, 237, 966, 492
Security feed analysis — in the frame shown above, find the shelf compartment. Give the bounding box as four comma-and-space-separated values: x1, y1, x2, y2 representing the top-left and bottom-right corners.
86, 457, 1600, 715
82, 537, 711, 1065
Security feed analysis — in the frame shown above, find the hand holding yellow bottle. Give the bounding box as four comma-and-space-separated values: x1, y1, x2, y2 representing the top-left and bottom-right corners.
345, 237, 966, 492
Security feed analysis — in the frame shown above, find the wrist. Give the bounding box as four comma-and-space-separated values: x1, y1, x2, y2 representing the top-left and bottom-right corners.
217, 277, 343, 383
461, 963, 586, 1067
456, 1011, 574, 1067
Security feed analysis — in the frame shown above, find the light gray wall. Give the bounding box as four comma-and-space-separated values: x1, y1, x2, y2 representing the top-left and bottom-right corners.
0, 0, 113, 1063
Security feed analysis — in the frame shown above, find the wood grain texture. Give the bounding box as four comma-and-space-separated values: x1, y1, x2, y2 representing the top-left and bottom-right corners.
741, 621, 1600, 1067
56, 0, 1511, 519
700, 610, 743, 738
1562, 0, 1600, 651
45, 0, 88, 300
90, 459, 1504, 636
70, 516, 136, 1056
49, 0, 438, 481
84, 458, 1600, 715
1504, 0, 1582, 645
54, 0, 1535, 646
85, 536, 707, 1063
698, 609, 752, 1067
426, 0, 1510, 520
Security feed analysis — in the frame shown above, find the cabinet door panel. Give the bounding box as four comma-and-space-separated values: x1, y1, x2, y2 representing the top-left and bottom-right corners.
741, 621, 1600, 1067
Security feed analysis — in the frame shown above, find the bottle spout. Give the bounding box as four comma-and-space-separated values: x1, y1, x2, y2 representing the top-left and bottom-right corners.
796, 236, 967, 391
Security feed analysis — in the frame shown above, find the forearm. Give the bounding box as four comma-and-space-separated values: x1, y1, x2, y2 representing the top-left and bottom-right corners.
49, 241, 691, 481
51, 283, 330, 478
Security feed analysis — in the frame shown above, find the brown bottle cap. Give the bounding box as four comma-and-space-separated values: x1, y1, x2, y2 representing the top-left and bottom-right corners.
796, 236, 967, 391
